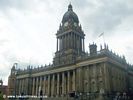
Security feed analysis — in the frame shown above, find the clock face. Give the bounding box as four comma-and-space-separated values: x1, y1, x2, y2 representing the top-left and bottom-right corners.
64, 22, 68, 27
74, 22, 77, 26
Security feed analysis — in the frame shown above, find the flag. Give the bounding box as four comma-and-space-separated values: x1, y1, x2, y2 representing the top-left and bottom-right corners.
99, 32, 104, 37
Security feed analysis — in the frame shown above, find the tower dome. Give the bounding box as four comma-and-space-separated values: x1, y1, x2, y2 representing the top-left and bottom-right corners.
62, 4, 79, 24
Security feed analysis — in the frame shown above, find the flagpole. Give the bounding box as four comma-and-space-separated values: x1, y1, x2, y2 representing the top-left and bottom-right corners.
99, 32, 105, 45
103, 33, 105, 45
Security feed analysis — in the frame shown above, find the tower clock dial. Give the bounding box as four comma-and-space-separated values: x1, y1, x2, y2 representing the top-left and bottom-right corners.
74, 22, 77, 26
64, 22, 68, 27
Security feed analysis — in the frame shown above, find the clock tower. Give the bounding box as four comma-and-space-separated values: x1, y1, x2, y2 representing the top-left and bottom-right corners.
53, 4, 85, 66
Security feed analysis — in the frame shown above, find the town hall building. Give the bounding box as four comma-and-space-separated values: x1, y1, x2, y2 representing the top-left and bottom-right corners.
8, 4, 133, 100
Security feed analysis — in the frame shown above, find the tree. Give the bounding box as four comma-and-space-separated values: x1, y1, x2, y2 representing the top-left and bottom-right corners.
0, 91, 4, 100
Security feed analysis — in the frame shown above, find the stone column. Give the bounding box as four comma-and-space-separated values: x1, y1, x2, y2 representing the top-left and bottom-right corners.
21, 79, 23, 94
21, 79, 22, 93
77, 36, 79, 50
73, 33, 75, 49
26, 78, 28, 94
67, 71, 70, 93
75, 34, 77, 49
23, 79, 25, 93
64, 72, 66, 95
63, 35, 65, 50
81, 38, 84, 51
24, 79, 26, 93
87, 66, 90, 92
68, 33, 70, 48
18, 79, 21, 95
78, 36, 80, 55
73, 70, 76, 91
104, 62, 110, 92
25, 78, 27, 94
32, 78, 35, 95
48, 75, 51, 97
76, 68, 83, 92
66, 35, 67, 49
83, 38, 85, 52
62, 72, 65, 95
20, 79, 22, 94
57, 73, 60, 96
43, 76, 46, 95
65, 34, 67, 49
23, 79, 25, 94
36, 77, 38, 96
51, 74, 55, 96
39, 76, 42, 95
70, 32, 72, 48
16, 79, 18, 95
64, 35, 66, 49
80, 37, 82, 51
92, 64, 98, 92
22, 79, 24, 94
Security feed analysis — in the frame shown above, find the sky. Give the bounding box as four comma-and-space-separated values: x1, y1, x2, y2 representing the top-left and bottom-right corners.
0, 0, 133, 85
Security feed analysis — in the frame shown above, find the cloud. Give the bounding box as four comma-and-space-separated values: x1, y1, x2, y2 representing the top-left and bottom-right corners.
77, 0, 133, 38
0, 39, 9, 46
0, 0, 35, 11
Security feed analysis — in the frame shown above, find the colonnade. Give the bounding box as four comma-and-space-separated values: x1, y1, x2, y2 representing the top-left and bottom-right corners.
57, 32, 85, 52
17, 70, 76, 97
16, 63, 116, 97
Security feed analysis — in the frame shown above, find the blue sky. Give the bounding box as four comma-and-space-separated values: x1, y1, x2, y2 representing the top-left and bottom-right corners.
0, 0, 133, 84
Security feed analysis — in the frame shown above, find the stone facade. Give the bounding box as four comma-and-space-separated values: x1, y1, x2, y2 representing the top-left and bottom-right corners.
8, 4, 133, 100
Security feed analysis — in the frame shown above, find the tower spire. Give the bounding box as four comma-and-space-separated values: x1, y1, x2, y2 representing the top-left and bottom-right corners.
68, 3, 73, 11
